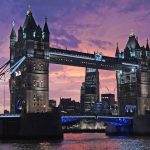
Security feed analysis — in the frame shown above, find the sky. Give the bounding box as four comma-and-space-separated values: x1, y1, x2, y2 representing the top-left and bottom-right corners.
0, 0, 150, 111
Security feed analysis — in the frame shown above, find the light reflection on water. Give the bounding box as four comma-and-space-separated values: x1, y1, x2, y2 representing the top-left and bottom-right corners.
0, 133, 150, 150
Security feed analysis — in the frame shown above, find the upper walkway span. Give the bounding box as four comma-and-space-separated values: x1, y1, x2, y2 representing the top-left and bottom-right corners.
47, 48, 139, 71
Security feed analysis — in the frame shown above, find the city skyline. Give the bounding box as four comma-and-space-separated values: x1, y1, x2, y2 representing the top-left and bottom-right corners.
0, 0, 150, 110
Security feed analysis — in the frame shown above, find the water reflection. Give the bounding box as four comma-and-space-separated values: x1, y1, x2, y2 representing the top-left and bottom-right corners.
0, 134, 150, 150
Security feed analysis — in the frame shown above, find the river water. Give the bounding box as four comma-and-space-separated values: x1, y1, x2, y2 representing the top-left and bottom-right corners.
0, 133, 150, 150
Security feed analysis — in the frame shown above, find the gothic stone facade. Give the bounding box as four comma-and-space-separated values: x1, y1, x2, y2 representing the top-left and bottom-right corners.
116, 33, 150, 116
9, 10, 50, 113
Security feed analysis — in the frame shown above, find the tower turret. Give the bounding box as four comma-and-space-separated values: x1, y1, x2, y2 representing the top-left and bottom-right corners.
18, 26, 23, 41
115, 42, 120, 58
145, 39, 150, 59
146, 39, 150, 51
126, 32, 140, 50
10, 21, 17, 41
10, 21, 17, 63
43, 17, 50, 43
23, 7, 37, 40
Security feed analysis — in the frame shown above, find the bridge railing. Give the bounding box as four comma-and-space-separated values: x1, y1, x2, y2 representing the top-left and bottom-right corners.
61, 115, 133, 126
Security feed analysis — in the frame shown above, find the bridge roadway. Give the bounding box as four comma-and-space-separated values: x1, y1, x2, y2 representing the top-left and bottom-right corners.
47, 47, 139, 71
61, 115, 133, 127
0, 114, 133, 127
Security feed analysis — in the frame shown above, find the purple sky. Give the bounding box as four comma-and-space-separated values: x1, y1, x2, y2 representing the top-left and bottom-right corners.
0, 0, 150, 111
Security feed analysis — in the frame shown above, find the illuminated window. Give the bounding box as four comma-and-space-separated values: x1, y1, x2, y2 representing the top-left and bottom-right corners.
33, 32, 36, 38
42, 32, 44, 39
23, 32, 26, 39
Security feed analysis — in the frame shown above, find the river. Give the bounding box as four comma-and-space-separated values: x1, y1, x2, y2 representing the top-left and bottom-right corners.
0, 133, 150, 150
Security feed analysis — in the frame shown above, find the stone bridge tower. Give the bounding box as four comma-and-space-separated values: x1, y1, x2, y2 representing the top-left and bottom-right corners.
9, 9, 50, 113
116, 33, 150, 116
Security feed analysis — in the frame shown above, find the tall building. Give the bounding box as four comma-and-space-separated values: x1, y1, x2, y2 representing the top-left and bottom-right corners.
9, 9, 50, 113
116, 32, 150, 116
80, 68, 99, 113
80, 82, 85, 113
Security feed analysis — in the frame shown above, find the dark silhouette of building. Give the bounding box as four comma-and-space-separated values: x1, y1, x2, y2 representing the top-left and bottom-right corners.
80, 82, 85, 113
91, 100, 118, 116
101, 93, 115, 107
49, 99, 56, 108
80, 67, 99, 113
4, 110, 10, 114
101, 93, 117, 115
91, 102, 103, 115
116, 32, 150, 116
59, 98, 81, 115
9, 9, 50, 113
48, 99, 57, 111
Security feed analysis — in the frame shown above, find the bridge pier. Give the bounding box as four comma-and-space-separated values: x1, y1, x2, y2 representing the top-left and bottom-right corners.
117, 69, 150, 116
137, 98, 145, 116
137, 70, 150, 116
133, 116, 150, 135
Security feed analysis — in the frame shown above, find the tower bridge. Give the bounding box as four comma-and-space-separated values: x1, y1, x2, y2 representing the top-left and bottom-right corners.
0, 8, 148, 117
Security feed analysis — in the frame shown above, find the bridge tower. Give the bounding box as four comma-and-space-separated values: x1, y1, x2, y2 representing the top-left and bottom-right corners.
116, 33, 150, 116
9, 9, 50, 113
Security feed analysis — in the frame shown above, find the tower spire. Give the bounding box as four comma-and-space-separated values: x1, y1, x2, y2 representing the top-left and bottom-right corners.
27, 5, 32, 15
12, 20, 15, 27
146, 38, 150, 51
45, 16, 47, 22
43, 17, 49, 33
115, 42, 120, 57
129, 29, 135, 37
10, 20, 17, 38
23, 6, 37, 40
43, 17, 49, 43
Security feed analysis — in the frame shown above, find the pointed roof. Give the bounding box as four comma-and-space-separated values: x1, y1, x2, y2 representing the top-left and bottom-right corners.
18, 26, 23, 39
23, 7, 37, 30
36, 25, 42, 34
124, 46, 131, 58
10, 21, 17, 38
43, 17, 49, 33
146, 39, 150, 51
115, 42, 120, 57
116, 42, 119, 51
19, 26, 23, 32
125, 32, 140, 49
